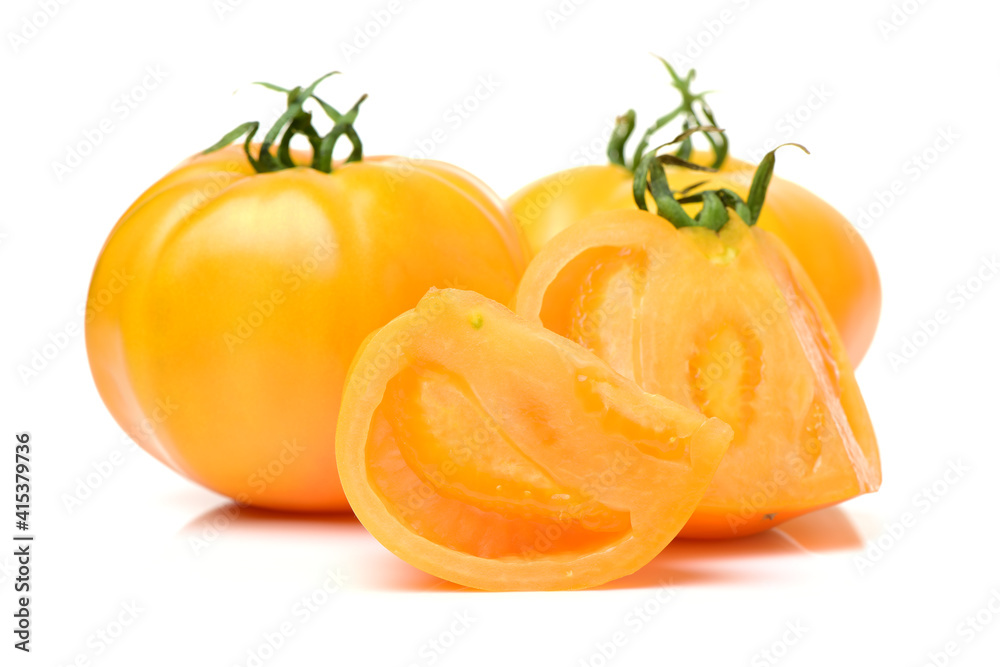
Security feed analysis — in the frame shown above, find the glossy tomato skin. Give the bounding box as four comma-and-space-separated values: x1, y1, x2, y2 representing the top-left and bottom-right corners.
87, 146, 526, 512
750, 174, 880, 369
508, 156, 881, 367
510, 164, 635, 255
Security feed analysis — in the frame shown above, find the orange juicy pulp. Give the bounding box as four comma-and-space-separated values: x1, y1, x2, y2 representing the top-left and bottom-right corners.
514, 211, 880, 538
337, 289, 733, 589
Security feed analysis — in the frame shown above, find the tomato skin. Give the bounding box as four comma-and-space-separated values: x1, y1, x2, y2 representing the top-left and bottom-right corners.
86, 146, 526, 512
509, 156, 881, 367
514, 210, 881, 538
751, 173, 881, 369
336, 288, 733, 590
511, 165, 635, 255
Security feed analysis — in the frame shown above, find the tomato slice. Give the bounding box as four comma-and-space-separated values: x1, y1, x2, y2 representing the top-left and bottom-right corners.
514, 211, 881, 538
336, 289, 733, 590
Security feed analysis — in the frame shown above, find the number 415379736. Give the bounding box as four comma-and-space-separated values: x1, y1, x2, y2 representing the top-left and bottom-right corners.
15, 433, 30, 529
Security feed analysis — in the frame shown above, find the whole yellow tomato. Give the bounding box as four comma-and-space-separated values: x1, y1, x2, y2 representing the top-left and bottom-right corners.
87, 75, 526, 512
509, 61, 880, 367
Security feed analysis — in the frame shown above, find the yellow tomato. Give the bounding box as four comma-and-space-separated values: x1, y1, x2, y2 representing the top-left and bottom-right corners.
87, 80, 527, 511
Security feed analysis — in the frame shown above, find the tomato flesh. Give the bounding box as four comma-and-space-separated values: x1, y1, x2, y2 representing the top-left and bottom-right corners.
337, 289, 733, 589
515, 211, 881, 538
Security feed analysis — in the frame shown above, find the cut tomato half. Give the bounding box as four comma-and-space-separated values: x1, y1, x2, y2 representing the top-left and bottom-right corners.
514, 211, 881, 538
336, 289, 733, 590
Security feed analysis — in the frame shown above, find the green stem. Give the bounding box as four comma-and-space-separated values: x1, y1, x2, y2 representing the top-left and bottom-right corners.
629, 106, 684, 171
635, 143, 808, 231
608, 56, 729, 173
203, 72, 366, 174
607, 110, 636, 167
745, 143, 809, 224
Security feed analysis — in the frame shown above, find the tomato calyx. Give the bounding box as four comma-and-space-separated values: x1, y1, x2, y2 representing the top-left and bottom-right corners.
634, 141, 810, 232
605, 57, 805, 232
203, 71, 367, 174
607, 56, 729, 172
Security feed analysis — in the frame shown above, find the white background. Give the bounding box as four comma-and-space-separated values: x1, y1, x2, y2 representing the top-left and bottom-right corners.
2, 0, 1000, 665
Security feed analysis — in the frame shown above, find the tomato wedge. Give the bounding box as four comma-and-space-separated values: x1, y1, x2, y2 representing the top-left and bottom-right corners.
336, 289, 733, 590
514, 210, 881, 537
